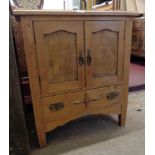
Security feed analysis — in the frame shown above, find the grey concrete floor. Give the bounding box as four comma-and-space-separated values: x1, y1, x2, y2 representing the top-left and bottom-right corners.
30, 90, 145, 155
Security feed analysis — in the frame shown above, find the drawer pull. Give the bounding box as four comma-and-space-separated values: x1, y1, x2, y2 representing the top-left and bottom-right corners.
49, 102, 64, 112
106, 92, 120, 100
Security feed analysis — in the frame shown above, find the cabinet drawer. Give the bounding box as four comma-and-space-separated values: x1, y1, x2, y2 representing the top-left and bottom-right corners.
86, 85, 122, 112
42, 85, 122, 123
42, 92, 86, 122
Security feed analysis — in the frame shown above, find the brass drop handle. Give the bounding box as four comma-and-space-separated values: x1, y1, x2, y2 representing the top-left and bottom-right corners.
79, 50, 84, 65
87, 49, 92, 65
49, 102, 64, 112
106, 92, 120, 100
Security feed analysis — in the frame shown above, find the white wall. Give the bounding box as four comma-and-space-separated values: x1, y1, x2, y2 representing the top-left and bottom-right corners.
43, 0, 73, 10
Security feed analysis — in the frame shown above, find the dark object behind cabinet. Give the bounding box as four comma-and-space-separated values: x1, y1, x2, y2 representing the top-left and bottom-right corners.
131, 17, 145, 57
9, 13, 30, 155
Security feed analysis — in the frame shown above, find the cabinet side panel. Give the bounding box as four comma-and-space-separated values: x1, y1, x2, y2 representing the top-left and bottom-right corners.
120, 18, 133, 126
20, 16, 46, 147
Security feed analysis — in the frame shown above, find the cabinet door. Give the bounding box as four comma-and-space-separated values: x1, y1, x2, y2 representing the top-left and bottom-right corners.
85, 21, 125, 88
34, 21, 85, 96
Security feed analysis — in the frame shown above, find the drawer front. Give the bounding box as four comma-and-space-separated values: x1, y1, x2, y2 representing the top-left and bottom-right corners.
42, 92, 86, 122
85, 85, 122, 112
42, 85, 122, 123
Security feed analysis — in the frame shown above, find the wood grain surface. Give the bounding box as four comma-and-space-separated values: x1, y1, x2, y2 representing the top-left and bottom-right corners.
17, 12, 137, 147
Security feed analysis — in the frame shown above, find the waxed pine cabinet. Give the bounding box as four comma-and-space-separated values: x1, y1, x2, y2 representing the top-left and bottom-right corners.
13, 10, 141, 147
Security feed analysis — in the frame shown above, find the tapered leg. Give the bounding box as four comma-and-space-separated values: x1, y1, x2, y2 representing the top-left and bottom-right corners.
37, 131, 46, 147
118, 113, 126, 126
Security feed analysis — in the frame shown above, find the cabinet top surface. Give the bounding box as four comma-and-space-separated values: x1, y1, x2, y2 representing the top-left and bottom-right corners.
13, 9, 142, 17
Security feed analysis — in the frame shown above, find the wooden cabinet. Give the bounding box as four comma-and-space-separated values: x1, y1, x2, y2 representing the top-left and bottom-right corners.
13, 10, 140, 147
